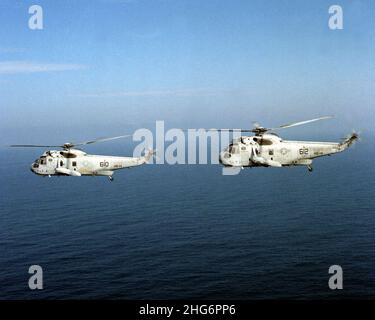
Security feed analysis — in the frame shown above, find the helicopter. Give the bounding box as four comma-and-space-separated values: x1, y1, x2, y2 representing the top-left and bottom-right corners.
215, 116, 358, 172
10, 135, 155, 181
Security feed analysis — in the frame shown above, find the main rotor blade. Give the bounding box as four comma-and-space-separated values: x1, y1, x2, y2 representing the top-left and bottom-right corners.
10, 134, 133, 149
73, 134, 133, 146
273, 115, 333, 130
9, 144, 62, 148
205, 129, 251, 132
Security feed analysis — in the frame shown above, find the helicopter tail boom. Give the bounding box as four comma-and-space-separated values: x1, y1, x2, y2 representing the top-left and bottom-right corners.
339, 132, 359, 151
137, 149, 156, 164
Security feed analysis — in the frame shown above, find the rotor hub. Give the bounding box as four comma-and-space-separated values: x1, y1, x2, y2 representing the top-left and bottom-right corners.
63, 143, 74, 149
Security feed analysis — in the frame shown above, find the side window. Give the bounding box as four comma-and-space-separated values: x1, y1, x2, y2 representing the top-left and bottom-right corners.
72, 161, 77, 167
60, 160, 63, 167
260, 139, 273, 146
269, 149, 274, 156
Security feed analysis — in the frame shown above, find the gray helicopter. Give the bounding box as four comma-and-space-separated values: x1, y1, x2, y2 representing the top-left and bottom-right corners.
10, 135, 155, 181
215, 116, 358, 171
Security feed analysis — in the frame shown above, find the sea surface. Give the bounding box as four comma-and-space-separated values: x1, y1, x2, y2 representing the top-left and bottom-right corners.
1, 140, 374, 299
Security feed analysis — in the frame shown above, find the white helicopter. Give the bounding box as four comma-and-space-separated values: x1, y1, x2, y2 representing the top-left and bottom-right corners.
10, 135, 155, 181
216, 116, 358, 171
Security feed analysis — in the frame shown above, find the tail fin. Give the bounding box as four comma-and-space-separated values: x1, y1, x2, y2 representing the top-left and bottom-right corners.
339, 132, 359, 150
143, 149, 156, 163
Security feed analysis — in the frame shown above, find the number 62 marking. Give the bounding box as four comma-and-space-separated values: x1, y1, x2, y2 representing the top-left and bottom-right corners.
299, 147, 309, 155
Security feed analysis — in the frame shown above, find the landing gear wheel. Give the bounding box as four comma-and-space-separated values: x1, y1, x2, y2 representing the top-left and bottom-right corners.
108, 176, 114, 181
308, 165, 313, 172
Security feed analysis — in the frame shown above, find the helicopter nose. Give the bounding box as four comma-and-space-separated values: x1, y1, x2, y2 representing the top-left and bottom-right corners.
219, 152, 224, 164
30, 163, 35, 173
219, 151, 229, 165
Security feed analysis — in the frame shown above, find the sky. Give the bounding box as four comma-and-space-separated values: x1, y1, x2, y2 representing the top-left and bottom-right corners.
0, 0, 374, 145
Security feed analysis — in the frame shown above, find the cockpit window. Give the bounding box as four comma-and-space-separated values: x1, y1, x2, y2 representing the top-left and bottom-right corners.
259, 139, 273, 146
229, 146, 239, 154
40, 157, 46, 165
60, 151, 77, 158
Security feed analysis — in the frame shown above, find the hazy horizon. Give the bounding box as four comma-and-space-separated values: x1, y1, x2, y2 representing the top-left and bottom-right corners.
1, 0, 374, 144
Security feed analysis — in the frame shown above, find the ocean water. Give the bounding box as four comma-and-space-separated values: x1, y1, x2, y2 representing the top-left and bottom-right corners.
0, 140, 374, 299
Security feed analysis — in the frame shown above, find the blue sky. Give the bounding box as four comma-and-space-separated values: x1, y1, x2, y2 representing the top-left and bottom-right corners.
0, 0, 374, 144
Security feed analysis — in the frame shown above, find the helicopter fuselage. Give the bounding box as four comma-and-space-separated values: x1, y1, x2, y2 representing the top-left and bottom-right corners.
30, 149, 150, 178
219, 133, 357, 170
